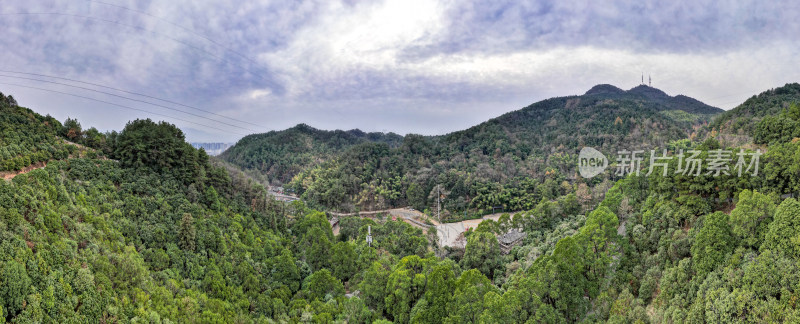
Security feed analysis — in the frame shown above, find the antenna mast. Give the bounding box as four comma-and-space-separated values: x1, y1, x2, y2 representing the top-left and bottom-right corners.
649, 75, 651, 87
366, 225, 373, 247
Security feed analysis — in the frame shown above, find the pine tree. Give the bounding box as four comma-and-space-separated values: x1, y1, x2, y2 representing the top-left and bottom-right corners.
178, 213, 196, 251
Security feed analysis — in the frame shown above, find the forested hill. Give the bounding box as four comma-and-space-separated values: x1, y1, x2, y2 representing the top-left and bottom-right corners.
442, 83, 722, 159
5, 85, 800, 322
222, 84, 722, 216
219, 123, 403, 184
711, 82, 800, 138
0, 92, 72, 172
0, 91, 430, 322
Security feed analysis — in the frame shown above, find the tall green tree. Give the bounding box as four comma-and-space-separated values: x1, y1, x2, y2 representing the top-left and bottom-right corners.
763, 198, 800, 258
461, 231, 501, 280
330, 241, 357, 281
691, 212, 734, 276
178, 213, 197, 251
304, 269, 344, 301
444, 269, 497, 324
301, 227, 332, 272
1, 261, 32, 317
730, 190, 776, 248
385, 256, 432, 323
412, 264, 455, 324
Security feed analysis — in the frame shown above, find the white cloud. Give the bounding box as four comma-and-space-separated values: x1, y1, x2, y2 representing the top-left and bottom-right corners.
1, 0, 799, 142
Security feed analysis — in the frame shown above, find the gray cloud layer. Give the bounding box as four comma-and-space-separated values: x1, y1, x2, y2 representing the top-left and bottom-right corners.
1, 0, 798, 141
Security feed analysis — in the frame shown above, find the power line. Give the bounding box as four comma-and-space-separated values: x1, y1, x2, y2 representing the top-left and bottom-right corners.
1, 12, 223, 63
0, 74, 259, 133
0, 81, 246, 136
0, 12, 281, 91
85, 0, 266, 71
0, 70, 263, 128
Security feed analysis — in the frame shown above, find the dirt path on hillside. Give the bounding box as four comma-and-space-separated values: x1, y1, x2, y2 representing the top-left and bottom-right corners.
1, 139, 99, 181
1, 161, 48, 180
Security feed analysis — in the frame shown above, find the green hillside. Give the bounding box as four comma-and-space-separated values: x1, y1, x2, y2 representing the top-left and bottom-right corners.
0, 92, 73, 172
6, 85, 800, 323
711, 83, 800, 137
223, 85, 722, 217
220, 124, 403, 185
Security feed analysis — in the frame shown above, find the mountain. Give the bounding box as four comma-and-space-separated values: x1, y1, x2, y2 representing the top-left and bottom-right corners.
443, 84, 722, 159
222, 84, 723, 215
219, 123, 403, 184
190, 142, 234, 156
0, 91, 434, 322
587, 84, 722, 115
711, 82, 800, 137
5, 85, 800, 323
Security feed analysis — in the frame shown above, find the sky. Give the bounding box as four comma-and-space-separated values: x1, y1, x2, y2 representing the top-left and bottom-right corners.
1, 0, 799, 142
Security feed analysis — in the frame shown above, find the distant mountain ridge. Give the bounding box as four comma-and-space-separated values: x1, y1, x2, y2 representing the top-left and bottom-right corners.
191, 142, 234, 156
221, 84, 724, 213
584, 84, 723, 115
219, 123, 403, 184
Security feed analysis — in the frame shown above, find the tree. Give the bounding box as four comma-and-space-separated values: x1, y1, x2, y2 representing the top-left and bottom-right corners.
444, 269, 497, 324
1, 261, 32, 317
301, 227, 332, 271
412, 264, 455, 324
272, 249, 302, 293
304, 269, 344, 301
461, 231, 501, 280
385, 256, 432, 323
178, 213, 197, 251
204, 186, 221, 212
203, 264, 228, 299
691, 212, 734, 276
730, 190, 776, 249
61, 117, 82, 141
577, 206, 619, 289
330, 241, 357, 282
113, 118, 204, 183
359, 260, 392, 315
337, 297, 373, 323
763, 198, 800, 258
534, 236, 590, 320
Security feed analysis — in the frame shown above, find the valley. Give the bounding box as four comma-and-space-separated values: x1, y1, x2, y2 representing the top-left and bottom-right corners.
2, 83, 800, 322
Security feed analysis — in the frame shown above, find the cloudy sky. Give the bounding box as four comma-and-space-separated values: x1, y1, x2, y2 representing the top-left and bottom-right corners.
1, 0, 799, 142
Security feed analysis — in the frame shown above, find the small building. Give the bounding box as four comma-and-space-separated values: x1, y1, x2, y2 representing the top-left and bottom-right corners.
497, 228, 526, 254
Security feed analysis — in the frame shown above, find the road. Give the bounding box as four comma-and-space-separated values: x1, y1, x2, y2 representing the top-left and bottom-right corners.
328, 207, 518, 249
435, 213, 506, 248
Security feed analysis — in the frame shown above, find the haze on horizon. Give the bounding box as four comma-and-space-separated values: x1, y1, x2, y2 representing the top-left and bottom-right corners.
1, 0, 799, 142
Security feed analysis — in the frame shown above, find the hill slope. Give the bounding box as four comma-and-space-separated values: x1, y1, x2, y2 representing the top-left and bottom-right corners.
711, 82, 800, 137
6, 87, 800, 323
0, 92, 434, 322
220, 123, 403, 184
223, 84, 722, 216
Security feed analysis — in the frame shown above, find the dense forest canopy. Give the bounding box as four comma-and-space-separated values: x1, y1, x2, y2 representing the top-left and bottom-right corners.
712, 83, 800, 138
222, 84, 722, 219
2, 82, 800, 323
219, 124, 403, 185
